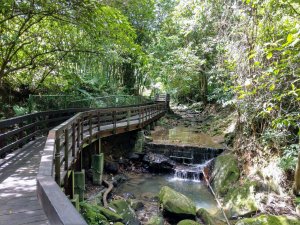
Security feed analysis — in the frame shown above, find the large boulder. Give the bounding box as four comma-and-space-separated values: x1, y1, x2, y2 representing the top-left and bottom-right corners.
177, 219, 202, 225
196, 208, 226, 225
143, 153, 176, 172
108, 199, 140, 225
211, 154, 240, 196
158, 186, 196, 218
235, 214, 300, 225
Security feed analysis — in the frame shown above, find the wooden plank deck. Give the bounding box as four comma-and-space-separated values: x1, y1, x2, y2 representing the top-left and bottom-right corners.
0, 138, 49, 225
0, 107, 164, 225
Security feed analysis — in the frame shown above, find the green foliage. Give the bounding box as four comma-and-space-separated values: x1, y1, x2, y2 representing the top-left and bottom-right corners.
12, 105, 29, 116
279, 144, 300, 172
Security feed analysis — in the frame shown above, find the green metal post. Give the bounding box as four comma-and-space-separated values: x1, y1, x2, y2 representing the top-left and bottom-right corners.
91, 153, 104, 185
74, 170, 85, 201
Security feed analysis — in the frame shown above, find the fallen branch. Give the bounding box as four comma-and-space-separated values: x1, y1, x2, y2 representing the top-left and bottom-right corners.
102, 179, 114, 208
203, 169, 231, 225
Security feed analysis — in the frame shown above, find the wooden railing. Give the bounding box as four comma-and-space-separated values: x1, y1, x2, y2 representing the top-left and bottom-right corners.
37, 102, 167, 225
0, 108, 89, 158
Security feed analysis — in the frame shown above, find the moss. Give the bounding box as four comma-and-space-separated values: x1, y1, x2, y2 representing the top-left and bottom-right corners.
80, 202, 108, 225
113, 223, 124, 225
146, 215, 164, 225
235, 214, 300, 225
212, 154, 240, 197
108, 199, 139, 225
196, 208, 226, 225
158, 186, 196, 217
224, 179, 259, 217
98, 206, 122, 222
177, 219, 202, 225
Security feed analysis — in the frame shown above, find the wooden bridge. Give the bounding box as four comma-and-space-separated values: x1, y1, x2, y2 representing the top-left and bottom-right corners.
0, 94, 169, 225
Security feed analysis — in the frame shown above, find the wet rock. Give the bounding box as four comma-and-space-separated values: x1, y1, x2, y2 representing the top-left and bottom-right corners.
177, 219, 202, 225
128, 153, 141, 160
196, 208, 225, 225
141, 192, 158, 202
122, 192, 136, 200
79, 202, 109, 225
143, 153, 176, 172
211, 154, 240, 196
235, 214, 300, 225
158, 186, 196, 218
146, 215, 164, 225
105, 160, 119, 174
112, 174, 128, 187
108, 199, 140, 225
129, 199, 144, 210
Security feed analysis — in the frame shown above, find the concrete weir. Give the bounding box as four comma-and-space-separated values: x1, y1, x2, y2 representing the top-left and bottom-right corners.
144, 142, 224, 164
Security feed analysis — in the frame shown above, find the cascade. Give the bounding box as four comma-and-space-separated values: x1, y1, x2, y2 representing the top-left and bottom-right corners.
172, 158, 213, 182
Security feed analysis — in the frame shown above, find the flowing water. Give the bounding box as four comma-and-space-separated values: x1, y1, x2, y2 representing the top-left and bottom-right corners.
151, 126, 223, 148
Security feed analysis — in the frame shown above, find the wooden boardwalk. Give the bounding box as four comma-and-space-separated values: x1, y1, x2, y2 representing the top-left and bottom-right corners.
0, 138, 49, 225
0, 100, 167, 225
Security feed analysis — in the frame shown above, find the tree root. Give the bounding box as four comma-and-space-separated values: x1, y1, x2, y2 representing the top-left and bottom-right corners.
102, 179, 114, 208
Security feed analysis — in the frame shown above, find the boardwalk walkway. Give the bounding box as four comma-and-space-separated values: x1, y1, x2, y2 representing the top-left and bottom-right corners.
0, 99, 167, 225
0, 138, 49, 225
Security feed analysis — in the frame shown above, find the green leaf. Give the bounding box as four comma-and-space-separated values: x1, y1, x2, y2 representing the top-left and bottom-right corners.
269, 83, 275, 91
287, 33, 293, 43
266, 52, 273, 59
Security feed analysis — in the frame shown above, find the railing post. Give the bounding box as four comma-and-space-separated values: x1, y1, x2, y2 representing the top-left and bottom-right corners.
72, 123, 76, 157
127, 109, 131, 130
55, 134, 61, 185
112, 110, 116, 134
77, 118, 80, 148
97, 111, 101, 132
64, 128, 69, 171
89, 113, 92, 144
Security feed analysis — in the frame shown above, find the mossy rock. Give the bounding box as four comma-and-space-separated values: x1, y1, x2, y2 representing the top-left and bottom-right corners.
114, 223, 124, 225
147, 215, 164, 225
108, 199, 139, 225
98, 206, 122, 222
235, 214, 300, 225
158, 186, 196, 217
196, 208, 226, 225
177, 219, 202, 225
128, 199, 144, 211
211, 154, 240, 196
224, 179, 259, 217
80, 202, 108, 225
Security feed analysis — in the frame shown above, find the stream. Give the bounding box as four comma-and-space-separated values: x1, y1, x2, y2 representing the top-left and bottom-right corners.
112, 126, 224, 224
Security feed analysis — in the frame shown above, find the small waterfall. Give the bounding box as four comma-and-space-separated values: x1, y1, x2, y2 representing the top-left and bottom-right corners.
172, 158, 213, 182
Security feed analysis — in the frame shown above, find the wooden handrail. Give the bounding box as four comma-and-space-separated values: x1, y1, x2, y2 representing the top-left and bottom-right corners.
37, 102, 167, 225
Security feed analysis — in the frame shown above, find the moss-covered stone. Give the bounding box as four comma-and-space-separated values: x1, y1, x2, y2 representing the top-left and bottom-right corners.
147, 215, 164, 225
235, 214, 300, 225
80, 202, 108, 225
128, 199, 144, 211
98, 206, 122, 222
158, 186, 196, 217
108, 199, 139, 225
211, 154, 240, 197
224, 179, 259, 217
113, 223, 124, 225
196, 208, 226, 225
177, 219, 202, 225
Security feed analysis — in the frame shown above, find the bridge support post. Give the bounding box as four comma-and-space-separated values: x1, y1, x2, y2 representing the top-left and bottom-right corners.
150, 122, 155, 130
92, 153, 104, 185
134, 130, 145, 153
74, 170, 85, 201
95, 139, 101, 154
